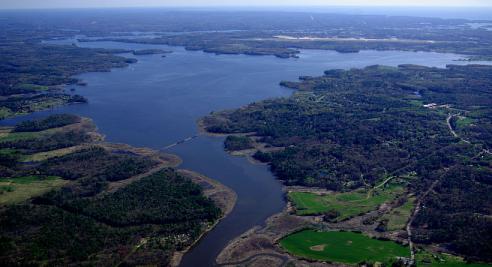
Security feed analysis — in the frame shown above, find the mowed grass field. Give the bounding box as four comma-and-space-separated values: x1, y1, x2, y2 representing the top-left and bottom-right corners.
289, 184, 404, 220
0, 176, 67, 205
280, 230, 409, 264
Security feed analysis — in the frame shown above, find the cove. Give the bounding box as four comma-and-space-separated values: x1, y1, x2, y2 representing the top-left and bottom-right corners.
0, 39, 479, 266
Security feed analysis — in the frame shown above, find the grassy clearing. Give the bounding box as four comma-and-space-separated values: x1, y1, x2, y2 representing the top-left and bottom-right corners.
409, 99, 424, 106
21, 145, 83, 162
0, 130, 42, 143
280, 230, 409, 265
381, 196, 416, 231
0, 127, 12, 137
0, 148, 20, 156
0, 108, 13, 120
416, 251, 491, 267
0, 125, 63, 143
0, 176, 67, 205
289, 184, 404, 220
17, 83, 50, 91
456, 117, 475, 129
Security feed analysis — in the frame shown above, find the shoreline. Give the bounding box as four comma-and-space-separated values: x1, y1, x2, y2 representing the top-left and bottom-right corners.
197, 117, 285, 166
6, 35, 488, 265
197, 117, 301, 266
171, 169, 237, 267
94, 123, 238, 267
92, 130, 237, 267
0, 114, 237, 267
197, 116, 404, 266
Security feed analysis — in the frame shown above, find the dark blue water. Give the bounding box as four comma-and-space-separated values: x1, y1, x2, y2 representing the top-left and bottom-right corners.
1, 40, 484, 266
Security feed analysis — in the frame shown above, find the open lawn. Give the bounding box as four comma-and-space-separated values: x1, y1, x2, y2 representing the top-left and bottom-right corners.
280, 230, 409, 265
289, 184, 404, 220
0, 176, 67, 205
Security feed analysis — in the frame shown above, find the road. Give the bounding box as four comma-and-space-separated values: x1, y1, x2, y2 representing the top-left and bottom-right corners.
406, 180, 439, 264
446, 113, 470, 143
446, 114, 459, 138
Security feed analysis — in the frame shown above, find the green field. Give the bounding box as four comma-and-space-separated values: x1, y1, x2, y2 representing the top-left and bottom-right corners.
455, 116, 475, 129
0, 108, 13, 120
289, 185, 404, 220
409, 99, 424, 107
17, 83, 50, 91
380, 197, 415, 231
0, 176, 67, 205
20, 145, 83, 162
416, 251, 491, 267
280, 230, 409, 265
0, 130, 42, 143
0, 148, 20, 157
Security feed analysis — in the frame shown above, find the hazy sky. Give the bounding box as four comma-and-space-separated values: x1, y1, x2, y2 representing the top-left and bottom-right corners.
1, 0, 492, 9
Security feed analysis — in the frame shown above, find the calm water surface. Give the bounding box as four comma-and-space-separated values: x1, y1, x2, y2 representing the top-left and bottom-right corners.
1, 40, 480, 266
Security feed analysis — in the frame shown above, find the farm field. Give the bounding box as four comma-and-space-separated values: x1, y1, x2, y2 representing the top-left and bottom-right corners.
288, 184, 405, 220
279, 230, 409, 265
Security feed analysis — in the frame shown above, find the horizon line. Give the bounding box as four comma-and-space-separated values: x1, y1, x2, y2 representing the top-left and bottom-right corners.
1, 5, 492, 10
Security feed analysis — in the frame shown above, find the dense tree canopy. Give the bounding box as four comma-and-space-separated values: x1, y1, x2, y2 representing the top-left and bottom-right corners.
203, 64, 492, 261
0, 116, 222, 266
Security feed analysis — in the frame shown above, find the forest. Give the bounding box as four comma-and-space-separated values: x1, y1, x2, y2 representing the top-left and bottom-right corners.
0, 30, 134, 118
0, 170, 220, 266
0, 115, 222, 266
39, 146, 158, 182
60, 10, 492, 59
0, 130, 93, 154
13, 114, 81, 132
202, 64, 492, 261
224, 135, 254, 151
